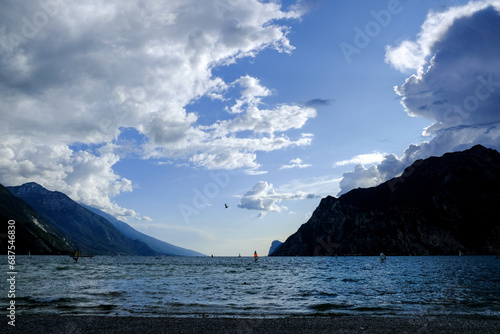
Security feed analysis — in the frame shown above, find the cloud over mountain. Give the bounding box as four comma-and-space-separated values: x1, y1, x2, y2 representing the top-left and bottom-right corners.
0, 0, 313, 217
338, 1, 500, 196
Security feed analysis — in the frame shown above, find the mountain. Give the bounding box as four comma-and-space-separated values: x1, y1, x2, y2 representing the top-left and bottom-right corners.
271, 145, 500, 256
0, 183, 73, 255
268, 240, 283, 256
7, 183, 155, 256
82, 205, 205, 256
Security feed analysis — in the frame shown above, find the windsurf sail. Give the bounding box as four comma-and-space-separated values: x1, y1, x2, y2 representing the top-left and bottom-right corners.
73, 249, 79, 262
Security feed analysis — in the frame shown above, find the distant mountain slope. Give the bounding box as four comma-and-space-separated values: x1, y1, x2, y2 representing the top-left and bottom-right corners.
271, 145, 500, 256
82, 205, 205, 256
7, 183, 155, 256
0, 183, 72, 255
268, 240, 283, 256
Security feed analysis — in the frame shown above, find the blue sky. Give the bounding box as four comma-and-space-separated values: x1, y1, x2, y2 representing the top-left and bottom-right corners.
2, 0, 500, 256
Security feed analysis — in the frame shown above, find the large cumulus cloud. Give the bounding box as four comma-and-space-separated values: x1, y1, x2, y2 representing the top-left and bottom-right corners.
339, 1, 500, 196
0, 0, 314, 218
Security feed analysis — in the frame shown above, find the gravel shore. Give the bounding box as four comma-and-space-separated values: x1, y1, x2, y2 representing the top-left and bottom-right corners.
4, 315, 500, 334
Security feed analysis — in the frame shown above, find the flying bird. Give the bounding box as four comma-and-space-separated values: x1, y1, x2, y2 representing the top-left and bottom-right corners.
225, 204, 228, 208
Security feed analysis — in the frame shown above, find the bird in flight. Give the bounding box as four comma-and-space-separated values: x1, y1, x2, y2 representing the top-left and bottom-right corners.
225, 204, 228, 208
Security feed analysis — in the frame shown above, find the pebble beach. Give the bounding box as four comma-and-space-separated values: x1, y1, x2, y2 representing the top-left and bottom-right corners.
5, 315, 500, 334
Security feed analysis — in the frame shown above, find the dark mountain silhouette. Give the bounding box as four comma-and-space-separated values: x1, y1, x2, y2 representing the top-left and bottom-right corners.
7, 182, 155, 256
268, 240, 283, 256
0, 184, 72, 255
271, 145, 500, 256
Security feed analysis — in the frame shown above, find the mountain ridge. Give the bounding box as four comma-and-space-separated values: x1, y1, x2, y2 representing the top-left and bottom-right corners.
271, 145, 500, 256
7, 183, 156, 256
0, 183, 72, 255
82, 204, 206, 256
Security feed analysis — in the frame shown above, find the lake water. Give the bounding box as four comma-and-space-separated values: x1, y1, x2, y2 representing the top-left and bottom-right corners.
4, 255, 500, 318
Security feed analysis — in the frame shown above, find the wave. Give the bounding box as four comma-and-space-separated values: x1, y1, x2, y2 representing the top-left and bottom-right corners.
25, 296, 73, 304
10, 256, 500, 318
308, 303, 352, 312
341, 278, 365, 283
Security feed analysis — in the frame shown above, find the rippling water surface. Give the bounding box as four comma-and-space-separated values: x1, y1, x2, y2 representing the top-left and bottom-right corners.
4, 255, 500, 317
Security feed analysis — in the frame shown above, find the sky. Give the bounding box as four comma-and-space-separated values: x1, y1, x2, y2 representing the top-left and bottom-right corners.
1, 0, 500, 256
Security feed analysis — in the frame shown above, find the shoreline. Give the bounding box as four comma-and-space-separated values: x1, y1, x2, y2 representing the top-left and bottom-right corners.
5, 314, 500, 334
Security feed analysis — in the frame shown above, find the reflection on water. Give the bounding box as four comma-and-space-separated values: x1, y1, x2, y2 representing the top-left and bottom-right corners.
3, 255, 499, 317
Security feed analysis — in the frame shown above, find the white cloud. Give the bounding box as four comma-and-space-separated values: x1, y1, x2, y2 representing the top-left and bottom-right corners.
205, 94, 317, 138
334, 152, 386, 167
338, 156, 402, 196
0, 0, 313, 217
245, 170, 268, 176
390, 2, 500, 141
339, 2, 500, 196
385, 1, 500, 72
280, 158, 312, 169
229, 75, 272, 114
238, 181, 316, 217
0, 139, 135, 218
188, 151, 260, 171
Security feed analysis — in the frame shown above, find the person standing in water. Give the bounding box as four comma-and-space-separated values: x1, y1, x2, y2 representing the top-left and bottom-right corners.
254, 251, 258, 262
